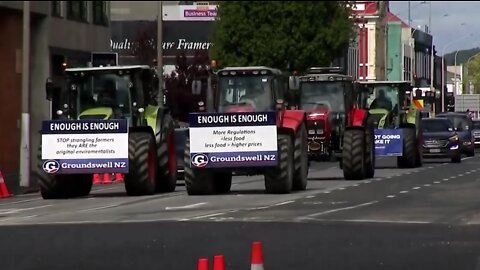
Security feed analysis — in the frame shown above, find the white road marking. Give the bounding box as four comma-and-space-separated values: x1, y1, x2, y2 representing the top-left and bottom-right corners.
0, 198, 43, 206
304, 201, 378, 218
78, 203, 121, 212
424, 184, 431, 187
465, 172, 471, 175
322, 191, 331, 194
338, 187, 346, 190
399, 191, 409, 194
412, 187, 421, 190
364, 180, 371, 184
443, 179, 449, 181
165, 202, 206, 211
273, 200, 295, 206
458, 174, 464, 177
330, 219, 431, 224
433, 181, 441, 184
306, 195, 315, 199
386, 195, 396, 198
427, 166, 434, 169
0, 205, 52, 215
0, 214, 39, 223
450, 176, 456, 179
184, 212, 231, 221
352, 184, 359, 187
386, 176, 392, 179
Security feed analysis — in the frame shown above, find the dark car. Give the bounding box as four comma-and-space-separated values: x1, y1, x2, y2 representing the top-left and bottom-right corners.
421, 118, 461, 163
472, 119, 480, 148
436, 112, 475, 157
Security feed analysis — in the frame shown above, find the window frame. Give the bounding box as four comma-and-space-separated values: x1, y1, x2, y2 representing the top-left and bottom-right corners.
92, 1, 109, 26
67, 1, 88, 22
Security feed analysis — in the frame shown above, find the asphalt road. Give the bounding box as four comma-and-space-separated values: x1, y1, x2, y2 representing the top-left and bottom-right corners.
2, 155, 480, 270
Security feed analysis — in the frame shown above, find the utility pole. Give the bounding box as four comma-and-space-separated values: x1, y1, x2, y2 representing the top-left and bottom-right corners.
408, 1, 411, 26
19, 1, 30, 187
157, 1, 164, 106
429, 2, 436, 114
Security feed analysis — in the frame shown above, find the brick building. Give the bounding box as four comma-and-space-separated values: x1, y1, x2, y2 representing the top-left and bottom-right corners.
0, 1, 111, 190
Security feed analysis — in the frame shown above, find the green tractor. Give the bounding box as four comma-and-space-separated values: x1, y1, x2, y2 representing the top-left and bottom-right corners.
38, 65, 178, 199
357, 81, 423, 168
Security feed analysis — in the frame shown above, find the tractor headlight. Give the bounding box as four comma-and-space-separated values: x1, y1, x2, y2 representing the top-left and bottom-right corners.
308, 129, 315, 135
449, 135, 459, 142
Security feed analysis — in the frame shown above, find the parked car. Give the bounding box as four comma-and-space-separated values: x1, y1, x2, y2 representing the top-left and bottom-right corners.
436, 112, 475, 157
472, 119, 480, 148
421, 118, 462, 163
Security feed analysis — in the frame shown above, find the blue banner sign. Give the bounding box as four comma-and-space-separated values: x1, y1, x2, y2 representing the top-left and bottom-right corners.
374, 129, 403, 157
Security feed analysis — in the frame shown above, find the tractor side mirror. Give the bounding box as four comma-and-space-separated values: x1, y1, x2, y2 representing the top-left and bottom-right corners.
46, 77, 54, 101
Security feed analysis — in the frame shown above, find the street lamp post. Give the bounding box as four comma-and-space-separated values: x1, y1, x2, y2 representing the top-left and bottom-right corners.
19, 1, 30, 187
440, 32, 470, 113
157, 1, 164, 106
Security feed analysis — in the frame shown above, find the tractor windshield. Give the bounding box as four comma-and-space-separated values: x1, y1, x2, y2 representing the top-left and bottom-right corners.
299, 81, 345, 113
217, 75, 273, 112
367, 85, 399, 112
67, 72, 132, 120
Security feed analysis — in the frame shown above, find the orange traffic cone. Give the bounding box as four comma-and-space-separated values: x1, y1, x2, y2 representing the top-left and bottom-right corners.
250, 241, 264, 270
0, 170, 12, 199
102, 173, 113, 184
93, 173, 102, 185
114, 173, 124, 183
213, 255, 226, 270
197, 258, 209, 270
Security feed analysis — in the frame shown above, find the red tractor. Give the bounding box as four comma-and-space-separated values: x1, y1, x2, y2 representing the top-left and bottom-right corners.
296, 67, 375, 180
183, 66, 309, 195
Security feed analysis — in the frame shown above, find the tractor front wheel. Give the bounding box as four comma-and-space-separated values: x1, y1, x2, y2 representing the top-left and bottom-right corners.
264, 134, 293, 194
124, 132, 157, 196
342, 129, 366, 180
293, 123, 309, 191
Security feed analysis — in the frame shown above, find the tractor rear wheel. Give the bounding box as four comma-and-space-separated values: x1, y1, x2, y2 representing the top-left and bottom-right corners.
293, 123, 309, 191
397, 128, 416, 168
184, 138, 216, 195
365, 118, 375, 178
124, 132, 157, 196
156, 114, 178, 192
342, 129, 366, 180
264, 134, 293, 194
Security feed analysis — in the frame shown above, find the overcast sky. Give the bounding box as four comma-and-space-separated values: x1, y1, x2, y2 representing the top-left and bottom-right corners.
389, 1, 480, 55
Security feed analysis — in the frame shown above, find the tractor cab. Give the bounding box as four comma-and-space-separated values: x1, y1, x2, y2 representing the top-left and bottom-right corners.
297, 67, 355, 160
359, 81, 414, 129
215, 66, 287, 113
46, 65, 157, 126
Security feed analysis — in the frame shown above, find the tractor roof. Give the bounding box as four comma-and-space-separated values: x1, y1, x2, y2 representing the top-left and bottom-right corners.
217, 66, 282, 75
65, 65, 151, 72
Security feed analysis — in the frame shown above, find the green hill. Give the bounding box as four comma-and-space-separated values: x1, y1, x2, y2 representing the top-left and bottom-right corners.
443, 47, 480, 65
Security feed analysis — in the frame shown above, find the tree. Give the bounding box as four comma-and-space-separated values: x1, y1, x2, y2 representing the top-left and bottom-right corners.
210, 1, 355, 72
464, 55, 480, 94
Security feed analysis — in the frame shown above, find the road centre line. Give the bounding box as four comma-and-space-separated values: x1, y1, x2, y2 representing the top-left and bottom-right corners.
304, 201, 378, 218
165, 202, 207, 210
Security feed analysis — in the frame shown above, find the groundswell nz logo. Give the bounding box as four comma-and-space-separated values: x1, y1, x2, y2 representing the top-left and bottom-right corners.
43, 160, 60, 173
191, 154, 209, 168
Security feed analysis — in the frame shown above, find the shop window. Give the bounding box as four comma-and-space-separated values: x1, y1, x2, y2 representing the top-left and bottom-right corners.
67, 1, 88, 22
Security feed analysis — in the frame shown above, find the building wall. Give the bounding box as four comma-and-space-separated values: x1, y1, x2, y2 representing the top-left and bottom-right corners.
0, 9, 22, 177
387, 22, 401, 81
0, 1, 111, 188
